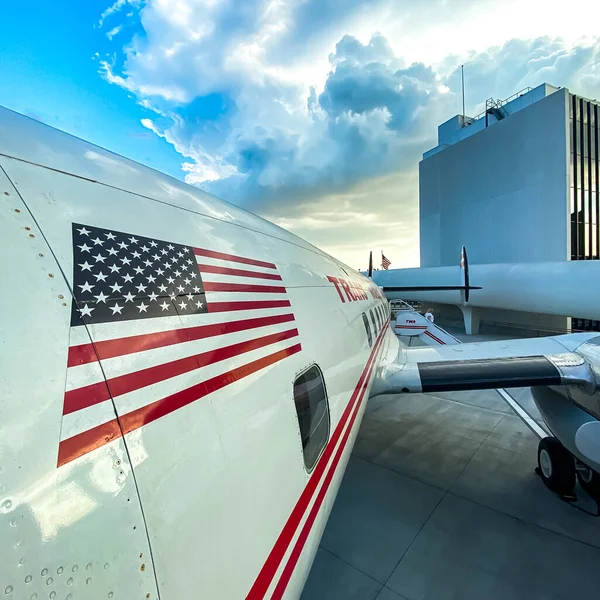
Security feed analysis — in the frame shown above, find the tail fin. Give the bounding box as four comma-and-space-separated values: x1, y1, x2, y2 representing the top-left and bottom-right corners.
381, 245, 481, 296
460, 245, 470, 303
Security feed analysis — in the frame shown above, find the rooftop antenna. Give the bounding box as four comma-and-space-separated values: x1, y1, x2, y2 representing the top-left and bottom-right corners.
461, 65, 466, 121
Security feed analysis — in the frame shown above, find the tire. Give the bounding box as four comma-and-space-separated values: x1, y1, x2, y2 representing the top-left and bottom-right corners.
537, 437, 576, 495
577, 465, 600, 501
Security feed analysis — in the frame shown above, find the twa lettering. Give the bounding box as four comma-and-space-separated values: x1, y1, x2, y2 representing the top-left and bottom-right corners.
327, 276, 384, 303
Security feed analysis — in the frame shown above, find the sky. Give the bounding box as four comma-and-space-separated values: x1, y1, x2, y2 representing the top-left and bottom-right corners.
1, 0, 600, 270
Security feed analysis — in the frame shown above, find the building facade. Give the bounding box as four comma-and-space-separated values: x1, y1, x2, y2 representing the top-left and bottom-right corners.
419, 83, 600, 333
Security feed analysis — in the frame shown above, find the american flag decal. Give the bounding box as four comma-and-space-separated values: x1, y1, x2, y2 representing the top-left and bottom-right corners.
58, 223, 302, 466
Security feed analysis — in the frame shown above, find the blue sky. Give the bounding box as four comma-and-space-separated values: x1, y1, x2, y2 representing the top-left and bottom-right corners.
0, 0, 183, 179
1, 0, 599, 268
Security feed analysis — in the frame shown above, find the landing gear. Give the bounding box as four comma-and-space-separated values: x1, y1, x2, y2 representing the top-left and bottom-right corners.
577, 465, 600, 502
536, 437, 576, 496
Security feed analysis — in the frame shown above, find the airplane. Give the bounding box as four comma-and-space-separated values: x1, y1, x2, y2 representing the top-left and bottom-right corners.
1, 105, 600, 600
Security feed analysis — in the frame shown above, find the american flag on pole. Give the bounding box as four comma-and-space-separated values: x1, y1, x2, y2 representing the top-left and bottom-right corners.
58, 223, 302, 466
381, 253, 391, 270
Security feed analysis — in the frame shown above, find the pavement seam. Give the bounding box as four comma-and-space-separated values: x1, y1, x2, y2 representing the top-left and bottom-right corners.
317, 545, 385, 585
447, 416, 600, 551
378, 413, 507, 595
380, 492, 445, 592
445, 489, 600, 552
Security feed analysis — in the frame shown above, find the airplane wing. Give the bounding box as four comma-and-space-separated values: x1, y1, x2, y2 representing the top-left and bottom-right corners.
371, 333, 599, 397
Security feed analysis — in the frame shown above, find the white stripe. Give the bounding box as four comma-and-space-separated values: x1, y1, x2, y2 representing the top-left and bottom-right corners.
64, 337, 300, 431
77, 319, 296, 381
65, 318, 296, 392
495, 389, 548, 439
193, 254, 278, 271
205, 292, 289, 303
60, 399, 117, 441
70, 305, 294, 343
199, 272, 283, 284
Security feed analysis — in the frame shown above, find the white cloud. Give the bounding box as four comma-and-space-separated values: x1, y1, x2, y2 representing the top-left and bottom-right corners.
96, 0, 600, 267
98, 0, 141, 28
106, 25, 123, 40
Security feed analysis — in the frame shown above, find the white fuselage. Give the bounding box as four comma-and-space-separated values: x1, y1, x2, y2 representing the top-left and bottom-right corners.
0, 107, 395, 599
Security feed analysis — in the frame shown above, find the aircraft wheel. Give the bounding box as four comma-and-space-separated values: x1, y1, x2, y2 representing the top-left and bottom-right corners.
537, 437, 576, 495
577, 465, 600, 501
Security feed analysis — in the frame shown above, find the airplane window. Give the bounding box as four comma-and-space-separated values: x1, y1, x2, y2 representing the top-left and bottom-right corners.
375, 306, 382, 329
362, 312, 372, 347
377, 305, 384, 326
293, 365, 330, 471
369, 309, 377, 333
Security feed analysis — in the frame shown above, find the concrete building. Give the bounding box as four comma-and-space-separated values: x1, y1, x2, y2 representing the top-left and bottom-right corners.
416, 83, 600, 334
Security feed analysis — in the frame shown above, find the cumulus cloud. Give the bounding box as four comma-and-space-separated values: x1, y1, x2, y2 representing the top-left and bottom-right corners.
98, 0, 141, 28
106, 25, 123, 40
96, 0, 600, 266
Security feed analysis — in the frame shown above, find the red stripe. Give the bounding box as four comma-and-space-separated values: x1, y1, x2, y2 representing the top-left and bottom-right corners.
57, 419, 121, 467
208, 300, 291, 313
63, 329, 299, 415
119, 344, 301, 434
271, 333, 384, 599
197, 264, 282, 281
63, 381, 112, 415
425, 330, 446, 345
67, 313, 295, 366
394, 325, 427, 329
193, 248, 276, 270
58, 344, 302, 467
245, 326, 387, 600
203, 282, 286, 294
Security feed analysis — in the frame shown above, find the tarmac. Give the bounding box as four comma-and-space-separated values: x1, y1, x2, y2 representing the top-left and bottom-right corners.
301, 331, 600, 600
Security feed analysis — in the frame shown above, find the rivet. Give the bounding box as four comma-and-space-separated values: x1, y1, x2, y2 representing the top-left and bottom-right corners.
139, 553, 143, 558
4, 586, 13, 595
86, 563, 92, 571
25, 227, 31, 231
104, 562, 110, 570
48, 274, 54, 278
108, 593, 113, 599
57, 567, 63, 575
30, 595, 37, 600
67, 578, 73, 586
39, 253, 44, 257
10, 519, 17, 527
29, 234, 35, 238
3, 191, 9, 196
86, 577, 92, 585
14, 209, 20, 213
25, 575, 32, 583
19, 558, 25, 565
140, 564, 145, 572
146, 594, 150, 599
46, 577, 53, 585
62, 303, 67, 307
41, 569, 48, 577
72, 565, 78, 572
2, 499, 12, 509
49, 592, 56, 599
58, 294, 64, 299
